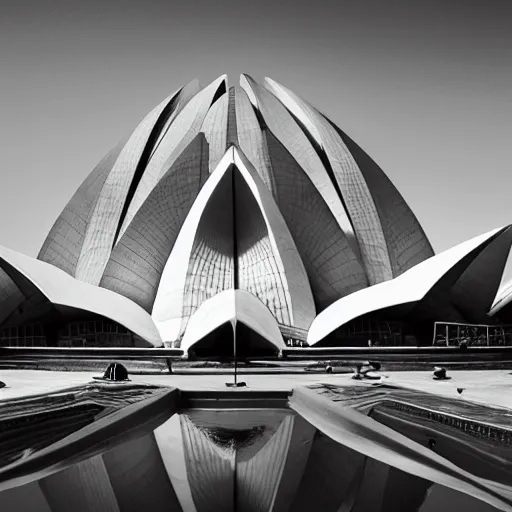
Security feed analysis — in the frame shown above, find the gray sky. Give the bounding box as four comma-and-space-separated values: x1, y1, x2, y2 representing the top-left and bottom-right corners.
1, 0, 510, 257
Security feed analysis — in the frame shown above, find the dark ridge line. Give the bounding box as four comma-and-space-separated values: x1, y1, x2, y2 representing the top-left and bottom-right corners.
250, 101, 268, 131
282, 108, 359, 245
410, 227, 508, 324
243, 98, 282, 198
452, 226, 512, 324
114, 79, 228, 249
211, 80, 227, 107
261, 129, 323, 311
104, 134, 210, 312
232, 163, 291, 323
112, 89, 185, 248
323, 113, 435, 266
0, 258, 60, 331
260, 120, 370, 305
231, 164, 239, 291
249, 85, 359, 251
226, 86, 238, 148
314, 229, 508, 340
37, 133, 130, 267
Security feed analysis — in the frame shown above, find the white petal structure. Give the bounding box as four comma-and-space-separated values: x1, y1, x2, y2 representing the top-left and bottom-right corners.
151, 149, 236, 341
240, 75, 361, 261
308, 227, 506, 345
4, 73, 512, 512
75, 85, 197, 285
201, 92, 229, 172
264, 130, 368, 308
180, 289, 285, 356
234, 85, 276, 192
37, 137, 128, 277
99, 134, 210, 312
488, 228, 512, 317
0, 245, 162, 346
491, 287, 512, 316
0, 269, 24, 324
120, 76, 227, 238
10, 73, 437, 349
264, 78, 392, 285
152, 146, 315, 343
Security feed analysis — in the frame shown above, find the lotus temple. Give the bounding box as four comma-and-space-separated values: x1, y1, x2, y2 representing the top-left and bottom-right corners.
0, 75, 511, 511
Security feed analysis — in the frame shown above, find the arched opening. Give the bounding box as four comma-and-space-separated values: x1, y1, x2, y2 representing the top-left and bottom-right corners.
187, 321, 281, 360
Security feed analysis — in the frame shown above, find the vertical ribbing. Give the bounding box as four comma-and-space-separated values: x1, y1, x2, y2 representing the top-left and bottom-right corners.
227, 86, 238, 148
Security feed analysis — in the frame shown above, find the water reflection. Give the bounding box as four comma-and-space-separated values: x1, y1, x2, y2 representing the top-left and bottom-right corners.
0, 384, 509, 511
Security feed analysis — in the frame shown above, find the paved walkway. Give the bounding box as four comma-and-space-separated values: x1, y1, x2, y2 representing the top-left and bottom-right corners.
1, 369, 512, 410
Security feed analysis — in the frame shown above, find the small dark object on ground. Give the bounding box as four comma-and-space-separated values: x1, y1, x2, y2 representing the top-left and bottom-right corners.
93, 362, 130, 382
433, 366, 451, 380
226, 381, 247, 388
0, 381, 5, 389
352, 361, 382, 380
457, 387, 465, 394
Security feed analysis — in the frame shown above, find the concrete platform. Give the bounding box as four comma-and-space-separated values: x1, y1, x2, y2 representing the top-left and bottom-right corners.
1, 369, 511, 511
1, 369, 511, 411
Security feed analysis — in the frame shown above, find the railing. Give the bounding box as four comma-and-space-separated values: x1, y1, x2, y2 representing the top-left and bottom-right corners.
0, 334, 136, 349
0, 346, 184, 360
432, 322, 512, 347
0, 336, 47, 348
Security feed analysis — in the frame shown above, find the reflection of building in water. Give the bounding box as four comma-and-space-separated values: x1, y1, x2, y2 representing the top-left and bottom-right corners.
0, 383, 510, 511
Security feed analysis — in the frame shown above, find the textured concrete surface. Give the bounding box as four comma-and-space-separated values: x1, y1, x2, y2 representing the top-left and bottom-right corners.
1, 369, 511, 410
2, 74, 438, 353
75, 88, 183, 285
100, 134, 209, 312
0, 369, 510, 512
0, 246, 161, 345
265, 77, 394, 285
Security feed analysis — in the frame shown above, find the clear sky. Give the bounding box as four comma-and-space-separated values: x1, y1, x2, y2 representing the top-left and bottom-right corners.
0, 0, 510, 257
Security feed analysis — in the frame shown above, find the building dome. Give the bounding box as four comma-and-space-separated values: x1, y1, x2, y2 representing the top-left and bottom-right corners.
36, 74, 433, 343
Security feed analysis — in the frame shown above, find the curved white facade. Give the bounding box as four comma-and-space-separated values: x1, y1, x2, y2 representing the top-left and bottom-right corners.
152, 146, 315, 342
180, 289, 285, 355
1, 73, 511, 512
308, 227, 508, 345
0, 244, 162, 346
4, 74, 438, 348
100, 134, 210, 313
